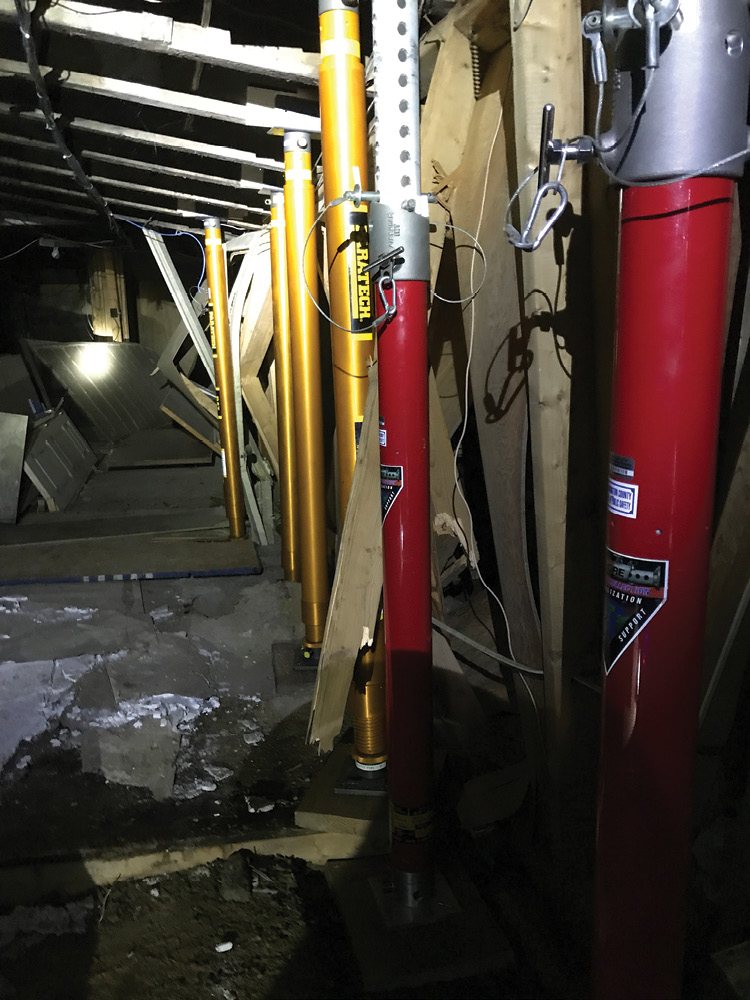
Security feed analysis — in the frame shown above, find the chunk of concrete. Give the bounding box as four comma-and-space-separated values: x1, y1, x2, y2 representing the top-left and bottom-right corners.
79, 716, 180, 801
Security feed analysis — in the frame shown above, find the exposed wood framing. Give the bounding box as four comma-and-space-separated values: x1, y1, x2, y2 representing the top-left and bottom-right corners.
510, 0, 584, 748
0, 58, 321, 135
0, 102, 285, 173
0, 0, 319, 85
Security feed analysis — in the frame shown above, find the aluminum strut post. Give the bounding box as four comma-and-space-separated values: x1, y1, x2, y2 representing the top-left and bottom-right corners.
202, 217, 246, 540
590, 2, 750, 996
370, 0, 434, 903
318, 0, 387, 781
269, 192, 300, 583
283, 131, 330, 652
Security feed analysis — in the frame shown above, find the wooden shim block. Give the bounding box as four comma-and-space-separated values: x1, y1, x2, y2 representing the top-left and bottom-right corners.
295, 742, 389, 845
510, 0, 583, 749
307, 363, 382, 752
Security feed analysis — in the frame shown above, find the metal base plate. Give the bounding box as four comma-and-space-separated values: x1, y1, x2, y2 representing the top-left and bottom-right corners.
334, 751, 387, 797
324, 855, 513, 993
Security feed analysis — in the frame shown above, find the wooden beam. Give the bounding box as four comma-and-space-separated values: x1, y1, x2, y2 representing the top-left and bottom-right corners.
308, 364, 381, 753
0, 0, 319, 85
509, 0, 584, 749
90, 175, 267, 217
0, 58, 321, 134
0, 102, 285, 173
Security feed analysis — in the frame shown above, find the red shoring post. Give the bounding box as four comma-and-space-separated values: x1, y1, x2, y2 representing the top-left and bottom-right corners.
370, 0, 434, 900
594, 177, 734, 999
589, 4, 750, 993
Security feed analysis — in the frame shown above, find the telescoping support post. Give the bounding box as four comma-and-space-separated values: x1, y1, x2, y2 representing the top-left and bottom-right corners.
283, 131, 330, 655
590, 3, 750, 996
318, 0, 387, 782
269, 192, 300, 584
370, 0, 434, 901
203, 217, 246, 540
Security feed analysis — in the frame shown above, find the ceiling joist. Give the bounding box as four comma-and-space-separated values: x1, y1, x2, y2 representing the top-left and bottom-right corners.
0, 58, 321, 134
0, 0, 320, 85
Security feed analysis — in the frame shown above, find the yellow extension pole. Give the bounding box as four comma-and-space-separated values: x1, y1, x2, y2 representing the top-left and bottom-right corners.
319, 0, 374, 519
203, 217, 246, 540
319, 0, 386, 774
284, 132, 329, 649
269, 192, 300, 583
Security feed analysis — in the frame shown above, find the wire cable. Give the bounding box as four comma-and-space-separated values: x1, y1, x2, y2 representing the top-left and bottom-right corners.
302, 194, 391, 335
452, 98, 518, 665
0, 237, 39, 260
431, 222, 488, 305
120, 217, 206, 297
432, 618, 543, 677
14, 0, 121, 235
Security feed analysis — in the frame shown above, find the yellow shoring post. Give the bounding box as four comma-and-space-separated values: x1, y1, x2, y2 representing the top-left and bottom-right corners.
269, 192, 300, 583
203, 217, 246, 540
283, 132, 329, 649
319, 0, 386, 775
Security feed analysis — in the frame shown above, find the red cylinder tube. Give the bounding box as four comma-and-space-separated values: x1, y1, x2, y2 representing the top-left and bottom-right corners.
594, 177, 734, 999
377, 278, 433, 875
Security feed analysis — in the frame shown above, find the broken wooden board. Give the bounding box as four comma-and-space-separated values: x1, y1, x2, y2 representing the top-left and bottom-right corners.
307, 363, 381, 753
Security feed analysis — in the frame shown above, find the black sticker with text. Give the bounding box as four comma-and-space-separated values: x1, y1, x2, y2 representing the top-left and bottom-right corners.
610, 453, 635, 479
604, 548, 668, 673
380, 464, 403, 523
348, 209, 372, 332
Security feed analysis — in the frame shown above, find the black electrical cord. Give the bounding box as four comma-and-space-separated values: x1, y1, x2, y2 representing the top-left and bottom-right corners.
13, 0, 122, 237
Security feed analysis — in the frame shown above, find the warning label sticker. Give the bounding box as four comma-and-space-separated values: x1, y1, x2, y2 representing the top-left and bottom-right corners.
608, 479, 639, 518
380, 464, 403, 523
604, 549, 669, 673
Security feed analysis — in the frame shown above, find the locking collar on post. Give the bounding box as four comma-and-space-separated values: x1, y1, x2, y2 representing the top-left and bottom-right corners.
506, 0, 750, 253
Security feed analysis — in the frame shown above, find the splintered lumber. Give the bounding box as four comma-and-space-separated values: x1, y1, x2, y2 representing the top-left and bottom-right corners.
510, 0, 584, 750
450, 46, 543, 678
307, 363, 382, 752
